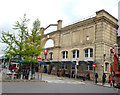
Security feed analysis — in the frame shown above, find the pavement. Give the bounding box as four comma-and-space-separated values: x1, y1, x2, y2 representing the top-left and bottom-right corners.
36, 73, 112, 88
1, 71, 117, 89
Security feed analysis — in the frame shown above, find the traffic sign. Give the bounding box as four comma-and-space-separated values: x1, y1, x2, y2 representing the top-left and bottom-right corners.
92, 64, 96, 68
44, 49, 47, 53
76, 58, 79, 65
38, 58, 42, 62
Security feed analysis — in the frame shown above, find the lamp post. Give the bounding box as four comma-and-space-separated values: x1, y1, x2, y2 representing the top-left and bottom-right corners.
101, 64, 104, 74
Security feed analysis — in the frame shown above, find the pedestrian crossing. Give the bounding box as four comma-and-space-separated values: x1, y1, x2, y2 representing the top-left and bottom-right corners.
44, 79, 85, 84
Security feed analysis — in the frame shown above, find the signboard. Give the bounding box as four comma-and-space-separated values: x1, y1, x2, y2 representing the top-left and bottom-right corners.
92, 64, 96, 68
44, 49, 47, 53
42, 58, 52, 60
38, 58, 42, 62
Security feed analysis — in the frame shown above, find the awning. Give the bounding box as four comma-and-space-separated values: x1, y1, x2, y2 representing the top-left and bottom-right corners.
94, 62, 100, 64
39, 62, 46, 65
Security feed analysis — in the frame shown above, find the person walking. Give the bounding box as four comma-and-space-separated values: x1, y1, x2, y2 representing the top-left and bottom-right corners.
102, 73, 106, 85
95, 72, 98, 84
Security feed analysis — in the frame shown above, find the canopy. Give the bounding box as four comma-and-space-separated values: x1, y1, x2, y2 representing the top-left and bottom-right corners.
94, 62, 100, 64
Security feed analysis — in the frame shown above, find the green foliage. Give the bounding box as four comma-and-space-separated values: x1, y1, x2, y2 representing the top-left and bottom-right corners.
0, 14, 42, 64
24, 19, 43, 64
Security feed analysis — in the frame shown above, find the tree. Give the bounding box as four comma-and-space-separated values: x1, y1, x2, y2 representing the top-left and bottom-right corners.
24, 19, 42, 63
1, 14, 43, 79
1, 14, 29, 59
23, 19, 43, 79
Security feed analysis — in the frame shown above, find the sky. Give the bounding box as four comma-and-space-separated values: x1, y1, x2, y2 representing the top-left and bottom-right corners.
0, 0, 120, 55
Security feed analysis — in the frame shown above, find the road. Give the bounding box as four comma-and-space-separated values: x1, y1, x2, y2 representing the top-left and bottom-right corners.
2, 73, 120, 94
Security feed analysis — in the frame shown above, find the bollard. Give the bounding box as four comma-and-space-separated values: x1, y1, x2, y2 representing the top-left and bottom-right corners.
41, 72, 42, 80
21, 74, 23, 80
12, 73, 14, 80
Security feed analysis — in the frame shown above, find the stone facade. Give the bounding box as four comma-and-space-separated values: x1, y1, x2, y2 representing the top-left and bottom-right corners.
41, 9, 118, 81
117, 36, 120, 54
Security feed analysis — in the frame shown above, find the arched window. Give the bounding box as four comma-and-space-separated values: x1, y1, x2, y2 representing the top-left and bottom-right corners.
84, 48, 93, 58
72, 50, 79, 58
62, 51, 68, 59
44, 39, 54, 48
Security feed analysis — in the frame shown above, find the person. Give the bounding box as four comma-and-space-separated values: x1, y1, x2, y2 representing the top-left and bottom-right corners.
68, 71, 71, 78
95, 72, 98, 84
63, 69, 65, 77
86, 73, 90, 80
60, 70, 63, 76
57, 69, 59, 77
102, 73, 106, 85
108, 74, 110, 83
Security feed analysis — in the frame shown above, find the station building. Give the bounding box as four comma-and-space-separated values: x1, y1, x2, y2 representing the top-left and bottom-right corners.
40, 9, 118, 81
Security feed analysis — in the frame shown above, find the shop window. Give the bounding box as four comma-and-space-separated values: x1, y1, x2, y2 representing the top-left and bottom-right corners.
86, 64, 93, 70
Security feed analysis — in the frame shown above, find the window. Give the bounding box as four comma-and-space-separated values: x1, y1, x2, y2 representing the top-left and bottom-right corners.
86, 36, 89, 40
49, 53, 53, 59
45, 54, 47, 59
62, 51, 68, 59
72, 50, 79, 58
86, 64, 93, 70
85, 49, 88, 57
84, 48, 93, 58
90, 49, 93, 57
73, 50, 76, 58
105, 63, 109, 72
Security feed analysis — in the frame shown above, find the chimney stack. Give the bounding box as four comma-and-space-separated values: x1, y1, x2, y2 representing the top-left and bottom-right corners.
41, 27, 44, 35
57, 20, 62, 30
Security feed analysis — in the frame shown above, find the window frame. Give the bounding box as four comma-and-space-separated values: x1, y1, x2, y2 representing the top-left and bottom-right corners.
62, 51, 68, 59
72, 50, 79, 58
84, 48, 93, 58
49, 52, 53, 59
105, 63, 109, 72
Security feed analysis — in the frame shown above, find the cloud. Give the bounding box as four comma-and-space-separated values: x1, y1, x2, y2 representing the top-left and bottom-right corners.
0, 0, 120, 54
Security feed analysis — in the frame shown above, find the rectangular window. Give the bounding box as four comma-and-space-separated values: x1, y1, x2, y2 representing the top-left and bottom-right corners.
86, 64, 93, 70
90, 49, 93, 57
105, 63, 109, 72
45, 54, 47, 59
73, 51, 76, 58
62, 65, 64, 69
86, 36, 89, 40
89, 64, 93, 70
77, 50, 79, 58
64, 64, 67, 69
50, 53, 53, 59
85, 49, 88, 57
63, 51, 65, 59
66, 51, 68, 58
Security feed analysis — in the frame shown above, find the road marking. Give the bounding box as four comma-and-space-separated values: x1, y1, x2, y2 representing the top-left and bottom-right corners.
45, 80, 85, 84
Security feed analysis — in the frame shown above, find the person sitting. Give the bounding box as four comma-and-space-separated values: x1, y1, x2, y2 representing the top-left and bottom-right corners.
86, 73, 90, 80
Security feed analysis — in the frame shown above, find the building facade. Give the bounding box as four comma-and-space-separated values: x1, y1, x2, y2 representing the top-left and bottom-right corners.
117, 36, 120, 54
40, 9, 118, 81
